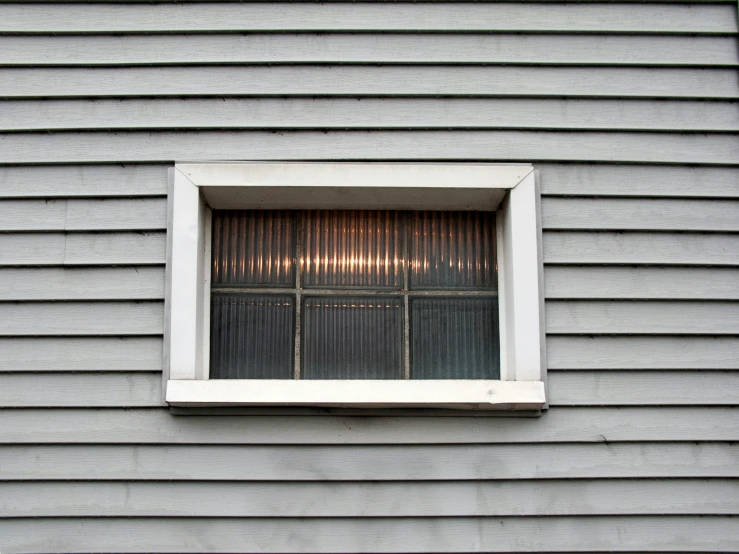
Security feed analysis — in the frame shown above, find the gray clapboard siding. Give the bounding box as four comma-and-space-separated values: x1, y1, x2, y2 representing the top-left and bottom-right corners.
7, 371, 734, 408
546, 300, 739, 334
543, 232, 739, 265
542, 198, 739, 232
0, 232, 166, 265
0, 267, 165, 301
2, 131, 737, 164
3, 480, 738, 518
1, 3, 735, 34
545, 267, 739, 300
3, 99, 737, 132
548, 336, 739, 369
3, 67, 736, 99
2, 517, 738, 554
3, 443, 736, 480
0, 164, 167, 198
538, 164, 739, 197
2, 35, 736, 67
0, 198, 166, 231
0, 337, 162, 371
6, 371, 735, 409
0, 372, 162, 408
3, 407, 737, 444
548, 371, 739, 405
0, 301, 163, 335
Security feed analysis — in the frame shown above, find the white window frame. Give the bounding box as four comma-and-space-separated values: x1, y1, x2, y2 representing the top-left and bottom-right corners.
164, 162, 546, 412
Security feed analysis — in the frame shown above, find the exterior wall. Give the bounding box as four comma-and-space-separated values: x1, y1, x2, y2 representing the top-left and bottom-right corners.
0, 2, 737, 552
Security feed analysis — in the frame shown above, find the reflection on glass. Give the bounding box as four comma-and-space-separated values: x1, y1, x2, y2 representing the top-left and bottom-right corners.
211, 210, 295, 287
302, 296, 403, 379
301, 210, 402, 289
210, 294, 295, 379
411, 297, 499, 379
410, 211, 496, 290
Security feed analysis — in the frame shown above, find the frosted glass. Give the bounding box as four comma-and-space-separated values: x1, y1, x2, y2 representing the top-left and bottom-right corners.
211, 210, 295, 287
302, 210, 402, 289
410, 211, 496, 290
210, 294, 295, 379
302, 296, 403, 379
410, 297, 499, 379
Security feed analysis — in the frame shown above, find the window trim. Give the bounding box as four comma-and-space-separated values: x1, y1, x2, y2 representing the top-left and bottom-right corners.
164, 162, 546, 412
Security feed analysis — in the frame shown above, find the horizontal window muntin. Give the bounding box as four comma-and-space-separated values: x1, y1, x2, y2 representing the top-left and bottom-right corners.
209, 209, 499, 381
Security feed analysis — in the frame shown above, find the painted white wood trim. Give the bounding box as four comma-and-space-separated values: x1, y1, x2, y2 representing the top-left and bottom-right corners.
166, 380, 546, 411
165, 162, 545, 408
167, 169, 209, 380
179, 162, 530, 190
497, 171, 544, 382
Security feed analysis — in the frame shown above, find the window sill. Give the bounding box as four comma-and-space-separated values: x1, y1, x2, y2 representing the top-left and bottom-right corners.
165, 379, 546, 411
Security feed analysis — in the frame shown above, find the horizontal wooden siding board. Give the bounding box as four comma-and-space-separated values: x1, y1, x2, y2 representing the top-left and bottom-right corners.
3, 67, 736, 99
0, 301, 163, 335
2, 407, 737, 444
546, 300, 739, 334
548, 371, 739, 405
537, 164, 739, 197
3, 480, 738, 518
0, 267, 165, 301
1, 3, 735, 34
543, 232, 739, 265
544, 267, 739, 300
2, 443, 736, 480
2, 35, 736, 67
1, 131, 736, 165
547, 336, 739, 369
0, 198, 166, 231
542, 198, 739, 231
0, 232, 166, 265
3, 99, 737, 132
0, 164, 167, 198
2, 516, 739, 554
0, 337, 162, 371
0, 372, 162, 408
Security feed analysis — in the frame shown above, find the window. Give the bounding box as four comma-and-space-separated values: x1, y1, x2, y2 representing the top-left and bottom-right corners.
164, 163, 546, 411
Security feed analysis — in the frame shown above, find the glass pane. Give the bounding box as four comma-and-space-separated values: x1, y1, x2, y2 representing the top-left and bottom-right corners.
410, 211, 496, 290
301, 210, 402, 289
210, 293, 295, 379
211, 210, 295, 287
410, 297, 499, 379
302, 296, 403, 379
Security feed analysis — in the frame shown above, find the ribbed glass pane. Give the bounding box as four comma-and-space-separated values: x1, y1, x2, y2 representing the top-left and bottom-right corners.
301, 210, 402, 289
211, 210, 295, 287
410, 297, 499, 379
410, 211, 496, 290
210, 294, 295, 379
302, 296, 403, 379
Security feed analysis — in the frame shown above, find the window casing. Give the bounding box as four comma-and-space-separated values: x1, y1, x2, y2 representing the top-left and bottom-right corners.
164, 162, 546, 411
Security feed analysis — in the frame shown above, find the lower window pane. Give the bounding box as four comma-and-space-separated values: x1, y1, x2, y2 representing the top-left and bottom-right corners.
210, 294, 295, 379
302, 296, 404, 380
411, 297, 499, 379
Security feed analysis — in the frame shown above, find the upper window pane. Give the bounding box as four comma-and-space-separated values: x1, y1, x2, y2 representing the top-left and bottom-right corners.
410, 211, 497, 290
211, 210, 296, 287
301, 210, 402, 289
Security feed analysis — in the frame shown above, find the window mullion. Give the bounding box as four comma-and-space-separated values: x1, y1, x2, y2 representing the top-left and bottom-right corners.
294, 211, 302, 380
403, 211, 411, 380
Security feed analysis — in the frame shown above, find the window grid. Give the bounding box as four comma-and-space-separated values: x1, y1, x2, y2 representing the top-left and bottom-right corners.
210, 210, 498, 380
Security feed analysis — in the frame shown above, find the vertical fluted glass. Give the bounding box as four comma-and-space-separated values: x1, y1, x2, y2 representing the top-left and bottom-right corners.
301, 210, 402, 289
410, 297, 499, 379
211, 210, 296, 287
210, 293, 295, 379
410, 211, 496, 290
302, 296, 403, 379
